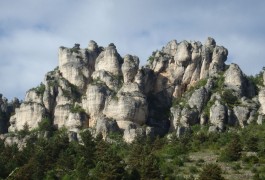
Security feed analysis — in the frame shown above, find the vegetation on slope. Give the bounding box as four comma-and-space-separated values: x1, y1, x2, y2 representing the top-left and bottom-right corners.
1, 122, 265, 179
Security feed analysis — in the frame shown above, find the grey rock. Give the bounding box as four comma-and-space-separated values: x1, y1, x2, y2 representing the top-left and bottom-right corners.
88, 40, 98, 51
122, 55, 139, 83
188, 87, 209, 112
258, 88, 265, 114
208, 125, 219, 133
205, 37, 216, 48
209, 101, 227, 131
180, 107, 199, 126
162, 40, 178, 56
103, 89, 148, 125
224, 64, 246, 96
233, 106, 250, 127
257, 115, 264, 125
95, 116, 120, 139
174, 40, 191, 65
95, 44, 123, 76
176, 126, 190, 137
58, 46, 96, 89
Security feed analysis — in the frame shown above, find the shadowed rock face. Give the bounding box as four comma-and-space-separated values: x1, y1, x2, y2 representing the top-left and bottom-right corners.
2, 37, 265, 142
0, 95, 20, 134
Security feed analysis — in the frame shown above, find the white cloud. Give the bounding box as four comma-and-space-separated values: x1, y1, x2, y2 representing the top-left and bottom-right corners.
0, 0, 265, 100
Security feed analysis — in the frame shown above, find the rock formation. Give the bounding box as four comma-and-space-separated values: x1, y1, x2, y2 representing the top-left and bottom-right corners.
1, 37, 265, 142
0, 95, 20, 134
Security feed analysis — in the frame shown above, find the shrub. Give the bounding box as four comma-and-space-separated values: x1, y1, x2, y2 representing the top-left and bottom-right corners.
198, 163, 225, 180
219, 135, 242, 161
31, 83, 45, 96
221, 89, 240, 108
147, 56, 155, 64
242, 155, 259, 164
245, 136, 259, 151
70, 104, 85, 114
189, 166, 199, 173
38, 117, 54, 132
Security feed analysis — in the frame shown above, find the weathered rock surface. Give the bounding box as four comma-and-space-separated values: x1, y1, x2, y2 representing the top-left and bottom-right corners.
188, 87, 209, 112
209, 100, 227, 131
0, 95, 20, 133
122, 55, 139, 83
258, 71, 265, 115
9, 102, 46, 131
224, 64, 246, 96
95, 44, 123, 76
3, 37, 265, 142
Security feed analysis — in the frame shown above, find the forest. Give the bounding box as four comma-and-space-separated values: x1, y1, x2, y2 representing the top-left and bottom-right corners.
1, 121, 265, 180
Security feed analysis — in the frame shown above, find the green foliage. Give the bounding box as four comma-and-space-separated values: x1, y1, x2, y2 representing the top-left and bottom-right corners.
70, 44, 80, 53
245, 136, 259, 151
221, 89, 240, 108
38, 117, 54, 133
91, 77, 105, 85
203, 100, 215, 118
198, 163, 225, 180
219, 134, 242, 161
31, 82, 46, 96
187, 79, 207, 93
172, 97, 188, 108
62, 83, 82, 102
242, 155, 259, 165
147, 56, 155, 64
17, 123, 30, 139
2, 122, 265, 179
211, 74, 225, 93
70, 104, 85, 114
189, 165, 199, 173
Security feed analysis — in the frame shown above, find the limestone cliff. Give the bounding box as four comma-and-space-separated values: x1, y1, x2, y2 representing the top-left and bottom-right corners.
2, 37, 265, 142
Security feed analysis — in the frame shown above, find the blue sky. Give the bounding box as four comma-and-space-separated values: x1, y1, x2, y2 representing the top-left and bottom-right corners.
0, 0, 265, 100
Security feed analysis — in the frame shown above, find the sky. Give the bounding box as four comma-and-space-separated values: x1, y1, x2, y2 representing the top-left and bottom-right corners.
0, 0, 265, 100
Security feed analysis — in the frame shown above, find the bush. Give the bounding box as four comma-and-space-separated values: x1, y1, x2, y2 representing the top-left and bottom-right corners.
189, 166, 199, 173
31, 83, 45, 96
219, 135, 242, 162
221, 89, 240, 108
70, 104, 85, 114
242, 155, 259, 164
245, 136, 259, 151
198, 163, 225, 180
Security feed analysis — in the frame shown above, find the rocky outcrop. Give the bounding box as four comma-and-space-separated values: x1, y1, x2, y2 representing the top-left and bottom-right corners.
188, 87, 209, 112
3, 37, 265, 142
258, 71, 265, 115
8, 88, 45, 132
122, 55, 139, 83
0, 95, 20, 134
95, 43, 123, 76
209, 101, 227, 131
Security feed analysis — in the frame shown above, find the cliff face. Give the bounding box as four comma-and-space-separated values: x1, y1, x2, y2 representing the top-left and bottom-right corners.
0, 95, 20, 134
3, 37, 265, 142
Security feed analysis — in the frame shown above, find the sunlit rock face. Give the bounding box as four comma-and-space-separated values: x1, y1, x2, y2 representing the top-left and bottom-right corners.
5, 37, 265, 142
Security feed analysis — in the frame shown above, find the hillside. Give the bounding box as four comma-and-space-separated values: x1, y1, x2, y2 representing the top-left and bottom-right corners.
1, 37, 265, 179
